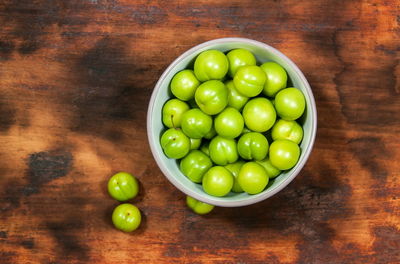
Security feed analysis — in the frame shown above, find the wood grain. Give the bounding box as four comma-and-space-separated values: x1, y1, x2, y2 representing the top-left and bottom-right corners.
0, 0, 399, 263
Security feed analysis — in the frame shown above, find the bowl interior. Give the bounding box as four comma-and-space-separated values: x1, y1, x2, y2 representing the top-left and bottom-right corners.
148, 38, 316, 207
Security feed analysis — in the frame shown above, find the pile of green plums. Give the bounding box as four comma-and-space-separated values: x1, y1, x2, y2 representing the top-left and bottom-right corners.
161, 48, 306, 198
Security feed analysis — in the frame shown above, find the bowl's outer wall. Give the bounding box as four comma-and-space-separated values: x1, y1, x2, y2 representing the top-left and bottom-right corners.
147, 38, 317, 207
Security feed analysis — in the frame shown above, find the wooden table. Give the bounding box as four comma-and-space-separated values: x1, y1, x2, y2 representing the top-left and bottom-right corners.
1, 1, 399, 263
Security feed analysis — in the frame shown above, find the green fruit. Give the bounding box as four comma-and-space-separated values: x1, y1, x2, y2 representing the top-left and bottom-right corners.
171, 69, 200, 101
241, 127, 251, 135
180, 150, 213, 183
269, 139, 300, 170
233, 65, 266, 97
227, 48, 257, 77
160, 128, 190, 159
271, 119, 303, 144
260, 62, 288, 97
190, 138, 202, 150
194, 50, 229, 81
186, 196, 215, 215
225, 160, 245, 193
237, 132, 269, 160
181, 109, 213, 139
274, 88, 305, 121
202, 166, 233, 197
242, 97, 276, 132
200, 141, 210, 156
203, 125, 217, 140
195, 80, 228, 115
162, 99, 190, 128
107, 172, 139, 202
225, 80, 249, 111
214, 107, 244, 139
256, 158, 281, 179
112, 203, 141, 232
237, 162, 269, 195
209, 136, 238, 165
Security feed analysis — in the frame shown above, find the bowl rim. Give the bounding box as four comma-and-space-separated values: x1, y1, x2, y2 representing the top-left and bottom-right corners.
147, 37, 317, 207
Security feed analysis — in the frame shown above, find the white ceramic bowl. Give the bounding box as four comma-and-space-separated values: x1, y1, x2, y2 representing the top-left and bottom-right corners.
147, 38, 317, 207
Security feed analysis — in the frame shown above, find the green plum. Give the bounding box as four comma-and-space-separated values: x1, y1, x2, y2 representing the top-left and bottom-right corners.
256, 158, 281, 179
180, 150, 213, 183
269, 139, 300, 170
181, 109, 212, 139
160, 128, 190, 159
209, 136, 238, 165
241, 127, 251, 135
202, 166, 233, 197
271, 119, 303, 144
274, 88, 305, 120
242, 97, 276, 132
186, 196, 215, 215
194, 50, 229, 82
170, 69, 200, 101
237, 162, 269, 195
190, 138, 202, 150
112, 203, 141, 232
225, 80, 249, 111
224, 160, 245, 193
233, 65, 266, 97
203, 125, 217, 140
237, 132, 269, 160
186, 195, 198, 209
195, 80, 228, 115
107, 172, 139, 202
260, 62, 288, 97
214, 107, 244, 139
162, 99, 190, 128
200, 141, 210, 156
226, 48, 257, 77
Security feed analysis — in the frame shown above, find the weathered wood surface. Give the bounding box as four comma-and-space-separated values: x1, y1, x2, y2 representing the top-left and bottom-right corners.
0, 0, 399, 263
